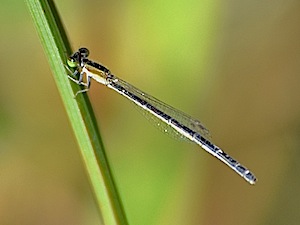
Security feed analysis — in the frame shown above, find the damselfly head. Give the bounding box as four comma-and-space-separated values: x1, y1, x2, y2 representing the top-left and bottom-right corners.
67, 55, 78, 68
67, 48, 90, 68
78, 47, 89, 58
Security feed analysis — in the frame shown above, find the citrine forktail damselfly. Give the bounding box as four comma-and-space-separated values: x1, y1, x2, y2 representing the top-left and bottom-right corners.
67, 47, 257, 185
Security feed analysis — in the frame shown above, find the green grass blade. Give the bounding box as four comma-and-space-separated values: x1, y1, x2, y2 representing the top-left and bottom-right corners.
25, 0, 128, 224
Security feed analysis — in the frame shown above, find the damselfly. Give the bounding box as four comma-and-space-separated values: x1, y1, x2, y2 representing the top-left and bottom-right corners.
67, 48, 257, 185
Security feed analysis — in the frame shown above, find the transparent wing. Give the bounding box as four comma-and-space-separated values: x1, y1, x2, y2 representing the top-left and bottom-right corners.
113, 77, 211, 140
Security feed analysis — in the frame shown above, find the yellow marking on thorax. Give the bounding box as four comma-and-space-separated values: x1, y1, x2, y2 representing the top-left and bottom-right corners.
83, 64, 109, 85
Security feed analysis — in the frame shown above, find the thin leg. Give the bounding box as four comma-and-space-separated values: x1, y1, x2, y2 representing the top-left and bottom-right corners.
65, 65, 92, 97
68, 75, 89, 87
73, 75, 92, 97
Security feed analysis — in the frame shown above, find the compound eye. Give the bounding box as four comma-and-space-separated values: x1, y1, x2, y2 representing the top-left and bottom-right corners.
78, 47, 89, 58
67, 56, 78, 68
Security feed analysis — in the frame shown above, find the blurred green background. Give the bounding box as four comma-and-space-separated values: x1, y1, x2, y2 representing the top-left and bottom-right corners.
1, 0, 300, 224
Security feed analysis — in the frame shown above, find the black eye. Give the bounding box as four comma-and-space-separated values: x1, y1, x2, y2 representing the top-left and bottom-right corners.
78, 47, 90, 58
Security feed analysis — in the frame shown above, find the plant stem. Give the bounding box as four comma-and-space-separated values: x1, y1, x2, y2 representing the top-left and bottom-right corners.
25, 0, 128, 224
